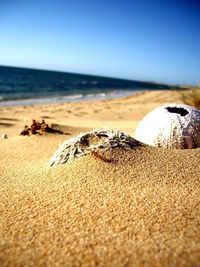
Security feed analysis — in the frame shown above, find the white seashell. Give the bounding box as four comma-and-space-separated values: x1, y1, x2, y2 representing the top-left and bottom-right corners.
135, 104, 200, 149
2, 133, 8, 139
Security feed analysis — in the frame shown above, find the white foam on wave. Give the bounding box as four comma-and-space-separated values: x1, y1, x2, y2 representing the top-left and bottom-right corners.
0, 94, 83, 107
0, 90, 140, 107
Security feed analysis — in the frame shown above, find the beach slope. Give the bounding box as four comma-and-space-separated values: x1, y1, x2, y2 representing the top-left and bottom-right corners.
0, 90, 200, 266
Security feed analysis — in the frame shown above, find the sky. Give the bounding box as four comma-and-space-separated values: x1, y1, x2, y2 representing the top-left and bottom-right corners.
0, 0, 200, 85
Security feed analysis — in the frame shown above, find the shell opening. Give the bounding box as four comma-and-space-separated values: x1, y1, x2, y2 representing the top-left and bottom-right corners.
165, 107, 189, 116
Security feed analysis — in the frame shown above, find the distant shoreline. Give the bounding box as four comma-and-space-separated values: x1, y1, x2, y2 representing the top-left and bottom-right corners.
0, 90, 144, 107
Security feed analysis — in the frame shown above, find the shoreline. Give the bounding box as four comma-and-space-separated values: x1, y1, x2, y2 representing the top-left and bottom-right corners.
0, 87, 180, 107
0, 89, 144, 107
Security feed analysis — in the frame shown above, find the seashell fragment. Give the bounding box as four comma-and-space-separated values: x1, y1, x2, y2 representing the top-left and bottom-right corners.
49, 129, 141, 166
135, 103, 200, 149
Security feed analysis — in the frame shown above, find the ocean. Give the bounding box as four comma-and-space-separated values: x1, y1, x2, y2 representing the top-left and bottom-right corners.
0, 66, 171, 107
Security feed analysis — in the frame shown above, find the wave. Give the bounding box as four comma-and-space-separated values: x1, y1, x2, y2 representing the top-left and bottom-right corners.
0, 90, 139, 107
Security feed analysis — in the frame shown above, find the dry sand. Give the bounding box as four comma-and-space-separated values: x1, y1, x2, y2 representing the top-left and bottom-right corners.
0, 90, 200, 266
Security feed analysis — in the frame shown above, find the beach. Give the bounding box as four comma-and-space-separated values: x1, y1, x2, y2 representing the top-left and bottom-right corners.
1, 90, 200, 266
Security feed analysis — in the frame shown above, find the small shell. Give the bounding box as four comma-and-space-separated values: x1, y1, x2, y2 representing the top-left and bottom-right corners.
2, 133, 8, 139
135, 104, 200, 149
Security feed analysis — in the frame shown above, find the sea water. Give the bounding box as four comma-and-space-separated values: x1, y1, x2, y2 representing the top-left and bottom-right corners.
0, 66, 170, 107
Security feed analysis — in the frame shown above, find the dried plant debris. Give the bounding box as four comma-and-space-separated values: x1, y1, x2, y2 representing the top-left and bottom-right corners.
49, 129, 142, 167
20, 119, 63, 136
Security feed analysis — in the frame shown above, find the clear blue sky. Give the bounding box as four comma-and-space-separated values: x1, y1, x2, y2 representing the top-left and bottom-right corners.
0, 0, 200, 85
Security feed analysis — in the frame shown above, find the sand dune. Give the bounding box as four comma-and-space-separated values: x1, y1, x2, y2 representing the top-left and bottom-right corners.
1, 90, 200, 266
